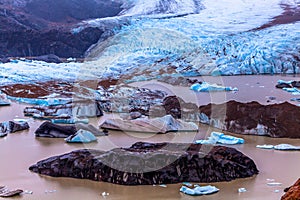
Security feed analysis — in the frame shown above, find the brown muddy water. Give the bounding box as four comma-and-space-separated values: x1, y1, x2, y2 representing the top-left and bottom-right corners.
0, 75, 300, 200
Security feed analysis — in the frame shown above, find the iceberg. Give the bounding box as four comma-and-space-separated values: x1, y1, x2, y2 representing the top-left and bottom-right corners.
7, 96, 71, 106
180, 185, 219, 196
282, 88, 300, 95
190, 82, 238, 92
51, 118, 89, 124
195, 131, 244, 145
256, 144, 300, 151
0, 121, 30, 137
65, 129, 97, 143
100, 115, 198, 133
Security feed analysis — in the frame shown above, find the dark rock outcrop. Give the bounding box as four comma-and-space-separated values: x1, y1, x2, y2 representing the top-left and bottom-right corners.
35, 121, 107, 138
282, 178, 300, 200
35, 121, 76, 138
276, 81, 300, 89
0, 0, 123, 58
29, 142, 259, 185
199, 100, 300, 138
159, 96, 198, 120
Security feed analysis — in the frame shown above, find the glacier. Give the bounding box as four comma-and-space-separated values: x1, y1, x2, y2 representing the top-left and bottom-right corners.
0, 0, 299, 86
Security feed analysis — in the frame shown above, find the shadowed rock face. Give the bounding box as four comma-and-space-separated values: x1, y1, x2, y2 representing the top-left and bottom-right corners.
199, 100, 300, 138
0, 0, 123, 58
282, 178, 300, 200
29, 142, 258, 185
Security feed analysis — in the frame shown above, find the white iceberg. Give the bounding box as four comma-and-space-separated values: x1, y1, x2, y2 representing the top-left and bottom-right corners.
195, 131, 244, 145
256, 144, 300, 151
256, 144, 274, 149
274, 144, 300, 151
277, 80, 293, 85
190, 82, 238, 92
238, 188, 247, 193
180, 185, 219, 196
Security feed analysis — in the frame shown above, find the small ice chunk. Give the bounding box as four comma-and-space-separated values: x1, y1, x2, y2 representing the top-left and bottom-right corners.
102, 192, 109, 196
267, 182, 282, 186
277, 80, 293, 85
195, 131, 244, 145
13, 118, 28, 122
238, 188, 247, 193
180, 185, 219, 196
267, 179, 275, 182
24, 190, 33, 194
256, 144, 274, 149
159, 184, 167, 188
274, 190, 280, 193
182, 182, 193, 187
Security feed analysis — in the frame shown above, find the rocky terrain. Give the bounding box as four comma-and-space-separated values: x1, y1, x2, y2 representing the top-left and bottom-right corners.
0, 0, 123, 58
199, 100, 300, 138
29, 142, 259, 185
282, 178, 300, 200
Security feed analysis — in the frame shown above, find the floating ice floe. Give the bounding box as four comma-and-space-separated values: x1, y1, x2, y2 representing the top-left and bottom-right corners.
256, 144, 300, 151
51, 118, 89, 124
180, 185, 219, 196
282, 88, 300, 95
195, 132, 244, 145
65, 129, 97, 143
190, 82, 238, 92
277, 80, 294, 85
238, 188, 247, 193
101, 192, 109, 197
267, 182, 282, 186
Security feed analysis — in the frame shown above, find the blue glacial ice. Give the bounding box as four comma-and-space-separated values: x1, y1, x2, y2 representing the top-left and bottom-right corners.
190, 82, 238, 92
0, 0, 299, 86
195, 131, 244, 145
180, 185, 219, 196
65, 129, 97, 143
6, 96, 71, 106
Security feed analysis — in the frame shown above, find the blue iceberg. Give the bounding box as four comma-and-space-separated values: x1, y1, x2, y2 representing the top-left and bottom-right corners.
282, 88, 300, 95
190, 82, 238, 92
7, 96, 71, 106
180, 185, 219, 196
195, 131, 244, 145
65, 129, 97, 143
51, 118, 89, 124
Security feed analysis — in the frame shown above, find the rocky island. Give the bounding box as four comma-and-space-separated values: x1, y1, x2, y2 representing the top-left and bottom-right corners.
29, 142, 259, 185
